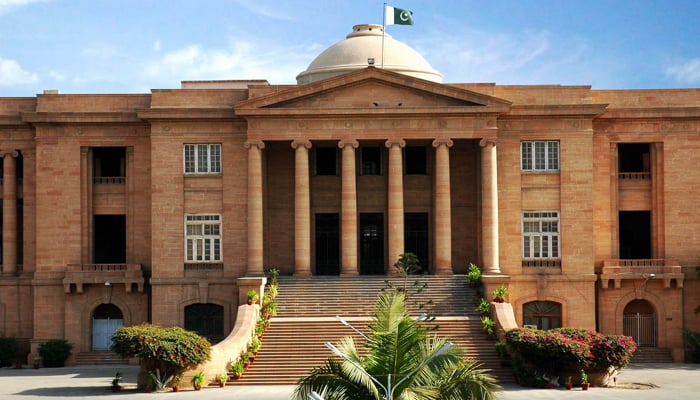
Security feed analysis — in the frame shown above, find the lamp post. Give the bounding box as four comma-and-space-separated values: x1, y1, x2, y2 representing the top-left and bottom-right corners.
325, 341, 453, 400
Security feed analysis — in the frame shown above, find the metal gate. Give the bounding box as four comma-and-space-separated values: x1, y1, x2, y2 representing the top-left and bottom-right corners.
623, 313, 655, 347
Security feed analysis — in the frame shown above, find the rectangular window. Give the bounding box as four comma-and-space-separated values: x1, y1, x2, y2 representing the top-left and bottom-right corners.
184, 144, 221, 174
405, 146, 427, 175
521, 141, 559, 171
315, 147, 338, 175
185, 214, 221, 262
522, 211, 560, 259
361, 146, 381, 175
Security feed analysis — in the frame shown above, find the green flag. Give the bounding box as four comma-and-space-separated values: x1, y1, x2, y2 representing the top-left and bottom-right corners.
385, 5, 413, 26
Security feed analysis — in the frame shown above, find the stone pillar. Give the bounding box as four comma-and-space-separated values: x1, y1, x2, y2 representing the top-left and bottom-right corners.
245, 141, 265, 276
292, 140, 312, 277
385, 139, 405, 272
480, 138, 500, 274
339, 139, 359, 276
433, 139, 453, 275
2, 150, 18, 275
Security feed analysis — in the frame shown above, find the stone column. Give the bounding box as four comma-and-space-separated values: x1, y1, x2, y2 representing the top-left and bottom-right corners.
245, 141, 265, 276
480, 138, 500, 274
433, 139, 453, 275
292, 140, 312, 277
339, 139, 359, 276
385, 139, 405, 272
2, 150, 18, 275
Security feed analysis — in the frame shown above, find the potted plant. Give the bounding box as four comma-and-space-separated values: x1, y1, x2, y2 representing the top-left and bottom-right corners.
580, 369, 589, 390
250, 336, 261, 355
246, 290, 259, 305
171, 374, 182, 392
217, 372, 228, 388
230, 360, 244, 380
564, 375, 573, 390
191, 370, 205, 391
492, 284, 508, 303
144, 372, 154, 393
466, 263, 482, 287
111, 371, 123, 392
481, 316, 495, 337
32, 356, 41, 369
475, 298, 491, 316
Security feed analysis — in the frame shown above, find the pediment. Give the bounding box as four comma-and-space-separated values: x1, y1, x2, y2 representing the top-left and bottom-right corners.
235, 67, 511, 116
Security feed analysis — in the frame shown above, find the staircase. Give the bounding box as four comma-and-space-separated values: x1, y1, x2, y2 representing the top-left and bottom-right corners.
75, 351, 129, 365
233, 275, 513, 386
631, 347, 674, 363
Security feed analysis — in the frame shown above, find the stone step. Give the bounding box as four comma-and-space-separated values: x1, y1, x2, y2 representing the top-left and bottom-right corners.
75, 351, 129, 365
631, 347, 674, 363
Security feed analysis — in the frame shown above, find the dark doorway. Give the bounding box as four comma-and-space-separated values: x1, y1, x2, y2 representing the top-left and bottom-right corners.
93, 147, 126, 178
184, 303, 225, 344
619, 211, 651, 259
404, 212, 429, 274
618, 143, 650, 173
94, 215, 126, 263
315, 213, 340, 275
360, 213, 384, 275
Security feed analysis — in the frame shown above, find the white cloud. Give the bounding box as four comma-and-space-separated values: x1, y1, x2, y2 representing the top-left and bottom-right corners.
230, 0, 295, 20
666, 59, 700, 84
153, 40, 161, 52
0, 0, 47, 16
0, 57, 38, 86
143, 38, 321, 85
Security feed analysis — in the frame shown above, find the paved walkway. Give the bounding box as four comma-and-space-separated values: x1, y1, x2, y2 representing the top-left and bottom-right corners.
0, 363, 698, 399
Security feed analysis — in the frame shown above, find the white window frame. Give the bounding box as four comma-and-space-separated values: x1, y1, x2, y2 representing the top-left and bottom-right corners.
185, 214, 222, 262
521, 141, 559, 171
522, 211, 560, 259
184, 144, 221, 174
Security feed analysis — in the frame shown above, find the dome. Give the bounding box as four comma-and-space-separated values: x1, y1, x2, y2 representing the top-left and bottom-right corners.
296, 24, 443, 84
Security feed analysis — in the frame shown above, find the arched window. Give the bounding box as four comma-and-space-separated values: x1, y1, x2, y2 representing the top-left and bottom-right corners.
523, 301, 562, 330
184, 303, 224, 344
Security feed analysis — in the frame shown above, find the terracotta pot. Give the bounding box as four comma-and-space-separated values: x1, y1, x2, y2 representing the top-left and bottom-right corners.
581, 383, 589, 391
172, 386, 179, 392
565, 383, 572, 390
193, 385, 201, 391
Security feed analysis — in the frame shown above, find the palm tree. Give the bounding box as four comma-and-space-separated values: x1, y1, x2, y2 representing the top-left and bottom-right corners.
294, 291, 501, 400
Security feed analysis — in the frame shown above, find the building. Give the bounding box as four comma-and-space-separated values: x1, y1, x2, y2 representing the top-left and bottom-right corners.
0, 24, 698, 363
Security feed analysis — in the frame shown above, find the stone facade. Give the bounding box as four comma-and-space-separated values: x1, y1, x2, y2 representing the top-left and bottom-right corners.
0, 66, 698, 363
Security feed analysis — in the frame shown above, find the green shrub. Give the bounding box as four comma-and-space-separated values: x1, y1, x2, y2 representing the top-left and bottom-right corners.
683, 328, 700, 363
466, 263, 482, 286
0, 336, 19, 367
38, 339, 73, 367
111, 324, 211, 379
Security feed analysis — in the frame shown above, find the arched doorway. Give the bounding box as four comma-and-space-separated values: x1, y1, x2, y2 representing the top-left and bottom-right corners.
523, 301, 562, 330
92, 304, 123, 351
184, 303, 224, 344
623, 299, 656, 347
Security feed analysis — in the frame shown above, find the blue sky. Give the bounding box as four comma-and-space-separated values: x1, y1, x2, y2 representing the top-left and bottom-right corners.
1, 0, 699, 96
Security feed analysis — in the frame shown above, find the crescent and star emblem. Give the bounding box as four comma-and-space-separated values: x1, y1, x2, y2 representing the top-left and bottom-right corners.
400, 11, 411, 22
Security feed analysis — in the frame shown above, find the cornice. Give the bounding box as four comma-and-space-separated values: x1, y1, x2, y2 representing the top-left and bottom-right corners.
137, 107, 238, 121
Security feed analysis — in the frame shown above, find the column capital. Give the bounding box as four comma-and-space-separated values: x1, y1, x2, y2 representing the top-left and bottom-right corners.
0, 150, 19, 158
338, 139, 359, 149
432, 139, 454, 148
479, 138, 499, 148
244, 140, 266, 150
291, 139, 312, 150
384, 139, 406, 148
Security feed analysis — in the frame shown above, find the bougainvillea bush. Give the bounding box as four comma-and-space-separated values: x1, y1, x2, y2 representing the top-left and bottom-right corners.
505, 327, 636, 385
111, 324, 211, 380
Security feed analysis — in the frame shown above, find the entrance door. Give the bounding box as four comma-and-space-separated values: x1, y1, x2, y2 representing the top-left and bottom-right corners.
315, 213, 340, 275
360, 213, 384, 275
92, 304, 123, 351
404, 212, 429, 274
623, 299, 656, 347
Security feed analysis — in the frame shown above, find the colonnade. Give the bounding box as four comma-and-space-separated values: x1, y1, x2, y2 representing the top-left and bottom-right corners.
245, 138, 501, 276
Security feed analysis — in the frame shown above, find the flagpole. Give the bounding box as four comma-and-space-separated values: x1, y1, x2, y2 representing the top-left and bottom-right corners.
381, 2, 387, 69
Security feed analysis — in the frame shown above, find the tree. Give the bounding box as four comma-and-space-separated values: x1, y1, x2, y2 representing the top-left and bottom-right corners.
294, 291, 501, 400
111, 324, 211, 386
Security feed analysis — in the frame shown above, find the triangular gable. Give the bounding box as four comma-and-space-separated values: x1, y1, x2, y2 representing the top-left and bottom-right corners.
235, 67, 511, 116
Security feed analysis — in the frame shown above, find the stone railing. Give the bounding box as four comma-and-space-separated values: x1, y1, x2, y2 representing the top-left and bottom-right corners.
63, 263, 144, 293
618, 172, 650, 180
600, 259, 683, 289
93, 176, 125, 184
